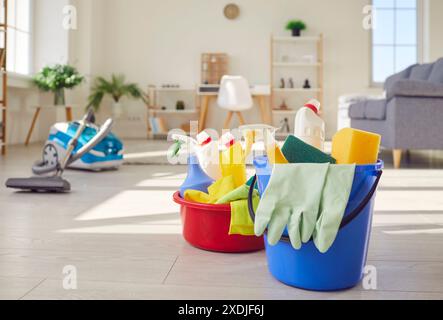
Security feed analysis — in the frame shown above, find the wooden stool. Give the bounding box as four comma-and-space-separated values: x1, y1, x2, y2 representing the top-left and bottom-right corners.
25, 105, 75, 146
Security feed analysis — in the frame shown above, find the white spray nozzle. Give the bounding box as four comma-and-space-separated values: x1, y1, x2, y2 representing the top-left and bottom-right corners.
196, 131, 212, 146
239, 124, 279, 134
221, 132, 236, 149
170, 134, 198, 156
238, 124, 280, 147
171, 134, 197, 145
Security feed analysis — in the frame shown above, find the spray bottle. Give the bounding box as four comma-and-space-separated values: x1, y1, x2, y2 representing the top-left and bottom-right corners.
294, 99, 325, 151
196, 131, 222, 180
239, 124, 289, 164
219, 132, 247, 188
170, 134, 215, 198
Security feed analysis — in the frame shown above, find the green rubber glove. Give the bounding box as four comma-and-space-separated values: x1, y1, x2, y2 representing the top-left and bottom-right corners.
216, 184, 258, 204
255, 163, 329, 249
313, 164, 355, 253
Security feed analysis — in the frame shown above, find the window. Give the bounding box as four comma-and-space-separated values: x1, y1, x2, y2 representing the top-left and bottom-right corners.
372, 0, 420, 84
3, 0, 32, 75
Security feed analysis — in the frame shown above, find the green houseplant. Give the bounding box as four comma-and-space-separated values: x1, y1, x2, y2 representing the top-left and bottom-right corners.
33, 64, 84, 105
87, 74, 147, 116
286, 20, 307, 37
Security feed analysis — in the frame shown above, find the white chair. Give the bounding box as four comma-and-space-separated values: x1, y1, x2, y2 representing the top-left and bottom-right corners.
217, 75, 253, 128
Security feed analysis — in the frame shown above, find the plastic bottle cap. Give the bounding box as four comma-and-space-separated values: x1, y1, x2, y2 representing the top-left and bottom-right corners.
304, 99, 321, 114
197, 131, 212, 146
221, 132, 236, 149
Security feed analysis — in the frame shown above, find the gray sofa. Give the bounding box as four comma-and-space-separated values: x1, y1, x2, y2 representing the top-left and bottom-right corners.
349, 58, 443, 168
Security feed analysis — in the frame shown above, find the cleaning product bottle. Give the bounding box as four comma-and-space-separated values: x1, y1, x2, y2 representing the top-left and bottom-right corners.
196, 131, 222, 180
219, 132, 247, 188
294, 99, 325, 151
171, 134, 215, 198
239, 124, 289, 164
243, 129, 256, 160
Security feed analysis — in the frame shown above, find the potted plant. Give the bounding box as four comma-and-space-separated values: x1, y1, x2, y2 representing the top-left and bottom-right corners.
176, 100, 185, 111
286, 20, 307, 37
87, 74, 148, 117
33, 64, 84, 105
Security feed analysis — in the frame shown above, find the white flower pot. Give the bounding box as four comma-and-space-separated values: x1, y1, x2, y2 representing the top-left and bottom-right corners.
112, 102, 123, 118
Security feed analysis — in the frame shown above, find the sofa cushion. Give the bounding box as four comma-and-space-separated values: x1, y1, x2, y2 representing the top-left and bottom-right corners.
349, 99, 387, 121
348, 101, 365, 119
385, 64, 416, 92
428, 58, 443, 83
409, 63, 434, 81
387, 79, 443, 99
364, 99, 387, 120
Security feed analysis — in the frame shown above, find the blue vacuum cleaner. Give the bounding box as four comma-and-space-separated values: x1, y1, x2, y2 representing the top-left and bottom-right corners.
46, 113, 124, 171
6, 110, 123, 193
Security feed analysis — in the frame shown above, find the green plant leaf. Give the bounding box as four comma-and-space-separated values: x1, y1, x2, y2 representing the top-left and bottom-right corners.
285, 20, 307, 31
86, 74, 145, 112
33, 64, 84, 92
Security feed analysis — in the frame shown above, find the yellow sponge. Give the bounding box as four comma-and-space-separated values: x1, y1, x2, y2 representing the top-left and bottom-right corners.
332, 128, 381, 165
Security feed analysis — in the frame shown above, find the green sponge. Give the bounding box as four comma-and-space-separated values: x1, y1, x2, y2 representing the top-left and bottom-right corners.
282, 135, 336, 164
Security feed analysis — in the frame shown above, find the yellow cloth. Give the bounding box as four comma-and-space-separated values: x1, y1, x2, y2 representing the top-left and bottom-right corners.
184, 190, 212, 204
184, 175, 236, 204
216, 185, 260, 236
185, 180, 259, 236
229, 198, 258, 236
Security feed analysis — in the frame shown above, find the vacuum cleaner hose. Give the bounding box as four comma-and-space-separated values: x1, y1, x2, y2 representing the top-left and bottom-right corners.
32, 160, 59, 175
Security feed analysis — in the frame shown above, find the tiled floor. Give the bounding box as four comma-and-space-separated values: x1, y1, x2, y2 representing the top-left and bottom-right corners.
0, 141, 442, 300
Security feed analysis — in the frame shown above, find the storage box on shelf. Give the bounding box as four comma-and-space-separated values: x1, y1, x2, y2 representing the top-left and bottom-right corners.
201, 53, 228, 85
270, 34, 324, 137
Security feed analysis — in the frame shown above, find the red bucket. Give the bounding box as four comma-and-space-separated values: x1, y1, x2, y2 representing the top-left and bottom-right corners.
173, 192, 265, 253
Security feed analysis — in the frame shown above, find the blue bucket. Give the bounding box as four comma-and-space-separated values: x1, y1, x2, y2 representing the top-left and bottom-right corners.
249, 156, 383, 291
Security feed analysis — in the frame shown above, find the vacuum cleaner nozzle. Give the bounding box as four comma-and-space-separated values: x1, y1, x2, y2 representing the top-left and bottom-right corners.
6, 176, 71, 193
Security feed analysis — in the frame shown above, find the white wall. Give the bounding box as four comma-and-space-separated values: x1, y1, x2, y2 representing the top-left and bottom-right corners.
34, 0, 70, 70
4, 0, 443, 145
428, 0, 443, 61
5, 0, 71, 145
85, 0, 379, 138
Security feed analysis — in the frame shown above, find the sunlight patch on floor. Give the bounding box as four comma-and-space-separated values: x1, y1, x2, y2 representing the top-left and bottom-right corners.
383, 228, 443, 235
152, 172, 175, 177
136, 179, 182, 188
58, 224, 182, 235
373, 214, 443, 226
124, 150, 168, 160
76, 190, 179, 221
375, 191, 443, 211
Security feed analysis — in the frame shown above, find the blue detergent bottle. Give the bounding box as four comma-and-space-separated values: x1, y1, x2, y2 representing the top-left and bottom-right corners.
171, 134, 215, 198
180, 154, 214, 198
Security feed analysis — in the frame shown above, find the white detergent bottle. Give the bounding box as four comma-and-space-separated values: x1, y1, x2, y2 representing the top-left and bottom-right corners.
196, 131, 222, 180
294, 99, 325, 151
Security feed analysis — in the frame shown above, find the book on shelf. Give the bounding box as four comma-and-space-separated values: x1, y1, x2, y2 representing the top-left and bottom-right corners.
157, 117, 168, 133
149, 117, 168, 134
